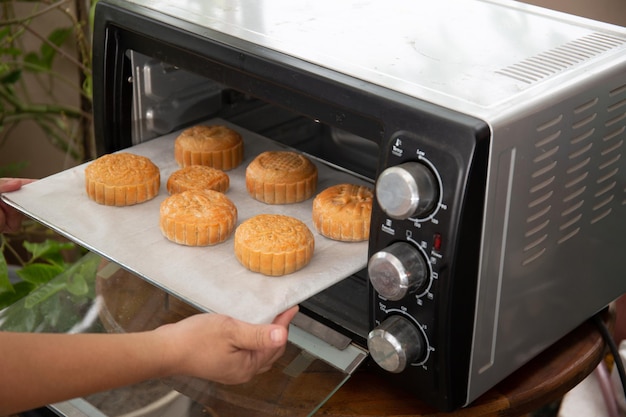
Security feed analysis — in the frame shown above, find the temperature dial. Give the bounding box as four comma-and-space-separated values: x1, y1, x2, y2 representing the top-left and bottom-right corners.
376, 162, 438, 219
368, 242, 429, 300
368, 315, 426, 373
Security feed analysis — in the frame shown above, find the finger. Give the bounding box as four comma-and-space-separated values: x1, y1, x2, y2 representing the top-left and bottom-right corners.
266, 305, 299, 346
228, 320, 283, 352
272, 305, 299, 327
232, 305, 299, 351
0, 178, 35, 194
5, 212, 25, 233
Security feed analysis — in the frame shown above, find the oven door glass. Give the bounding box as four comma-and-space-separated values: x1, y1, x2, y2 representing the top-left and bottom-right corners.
0, 255, 367, 417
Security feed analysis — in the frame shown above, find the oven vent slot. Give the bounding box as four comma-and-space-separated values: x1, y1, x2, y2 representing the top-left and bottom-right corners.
496, 32, 626, 84
522, 83, 626, 266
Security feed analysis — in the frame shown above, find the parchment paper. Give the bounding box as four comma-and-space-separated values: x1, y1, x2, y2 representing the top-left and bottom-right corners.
2, 120, 371, 324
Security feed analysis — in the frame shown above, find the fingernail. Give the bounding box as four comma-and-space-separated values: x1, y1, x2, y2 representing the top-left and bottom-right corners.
270, 328, 283, 344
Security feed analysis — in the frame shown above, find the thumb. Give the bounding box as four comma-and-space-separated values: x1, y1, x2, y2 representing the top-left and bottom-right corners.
233, 322, 288, 351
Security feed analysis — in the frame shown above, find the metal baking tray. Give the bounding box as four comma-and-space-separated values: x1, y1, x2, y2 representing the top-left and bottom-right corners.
2, 119, 371, 324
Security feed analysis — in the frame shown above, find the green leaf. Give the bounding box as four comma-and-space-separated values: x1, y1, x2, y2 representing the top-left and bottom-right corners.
0, 69, 22, 84
64, 254, 100, 296
89, 1, 99, 33
82, 73, 92, 101
0, 253, 14, 293
23, 239, 75, 265
39, 293, 63, 329
66, 273, 88, 296
16, 263, 64, 285
0, 26, 10, 40
40, 28, 73, 68
0, 47, 22, 57
0, 281, 35, 310
23, 278, 67, 309
23, 52, 46, 73
22, 252, 100, 308
22, 308, 39, 332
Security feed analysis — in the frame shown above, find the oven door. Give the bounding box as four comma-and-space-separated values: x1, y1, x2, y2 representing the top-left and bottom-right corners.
0, 251, 368, 416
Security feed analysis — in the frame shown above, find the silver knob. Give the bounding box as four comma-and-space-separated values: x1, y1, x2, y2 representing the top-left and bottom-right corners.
368, 242, 428, 301
368, 315, 425, 373
376, 162, 438, 219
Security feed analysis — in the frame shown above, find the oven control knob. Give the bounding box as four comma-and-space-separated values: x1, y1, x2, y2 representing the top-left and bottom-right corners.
368, 315, 425, 373
368, 242, 428, 301
376, 162, 438, 219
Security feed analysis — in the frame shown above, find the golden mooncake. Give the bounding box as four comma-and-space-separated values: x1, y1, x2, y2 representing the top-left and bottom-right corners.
245, 151, 317, 204
160, 189, 237, 246
84, 152, 160, 206
234, 214, 314, 276
166, 165, 229, 195
174, 125, 243, 171
312, 183, 373, 241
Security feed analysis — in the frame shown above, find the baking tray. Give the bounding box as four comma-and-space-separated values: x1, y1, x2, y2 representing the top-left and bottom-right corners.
2, 119, 371, 324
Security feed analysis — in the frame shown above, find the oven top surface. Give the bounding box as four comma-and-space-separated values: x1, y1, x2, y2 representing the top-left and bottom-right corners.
117, 0, 626, 118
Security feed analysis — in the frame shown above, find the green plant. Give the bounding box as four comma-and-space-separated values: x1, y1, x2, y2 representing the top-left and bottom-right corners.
0, 0, 98, 176
0, 0, 100, 313
0, 229, 102, 333
0, 232, 85, 308
0, 247, 101, 333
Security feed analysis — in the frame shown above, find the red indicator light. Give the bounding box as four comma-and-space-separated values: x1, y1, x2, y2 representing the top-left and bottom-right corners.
433, 233, 442, 252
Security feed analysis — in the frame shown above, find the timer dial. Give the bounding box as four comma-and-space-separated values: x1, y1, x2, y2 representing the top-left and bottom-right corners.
376, 162, 438, 220
368, 315, 426, 373
368, 241, 429, 301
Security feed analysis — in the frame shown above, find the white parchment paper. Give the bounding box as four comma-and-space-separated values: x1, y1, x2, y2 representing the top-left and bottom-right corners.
2, 120, 371, 324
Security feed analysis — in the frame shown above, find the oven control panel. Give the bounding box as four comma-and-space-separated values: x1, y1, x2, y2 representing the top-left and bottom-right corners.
366, 133, 456, 377
365, 121, 485, 411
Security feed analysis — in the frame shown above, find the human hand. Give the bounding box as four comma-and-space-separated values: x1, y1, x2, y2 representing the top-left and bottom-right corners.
155, 305, 299, 384
0, 178, 36, 233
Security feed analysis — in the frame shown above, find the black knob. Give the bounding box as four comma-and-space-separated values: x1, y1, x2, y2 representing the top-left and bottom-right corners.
368, 315, 426, 373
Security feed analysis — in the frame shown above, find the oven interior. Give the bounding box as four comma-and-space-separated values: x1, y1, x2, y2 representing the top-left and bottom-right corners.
128, 51, 379, 346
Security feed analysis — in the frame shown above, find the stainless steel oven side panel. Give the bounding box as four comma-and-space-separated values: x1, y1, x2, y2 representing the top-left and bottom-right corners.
469, 59, 626, 401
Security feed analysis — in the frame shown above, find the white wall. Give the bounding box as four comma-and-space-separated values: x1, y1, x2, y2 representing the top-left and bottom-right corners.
519, 0, 626, 26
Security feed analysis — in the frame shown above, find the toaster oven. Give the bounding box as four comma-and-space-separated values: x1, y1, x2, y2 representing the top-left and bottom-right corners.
5, 0, 626, 413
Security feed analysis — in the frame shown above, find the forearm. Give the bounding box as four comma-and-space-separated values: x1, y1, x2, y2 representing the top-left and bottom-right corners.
0, 331, 167, 415
0, 308, 296, 415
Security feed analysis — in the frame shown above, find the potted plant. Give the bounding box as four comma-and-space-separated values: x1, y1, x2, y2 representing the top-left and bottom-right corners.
0, 3, 190, 414
0, 0, 98, 310
0, 0, 98, 178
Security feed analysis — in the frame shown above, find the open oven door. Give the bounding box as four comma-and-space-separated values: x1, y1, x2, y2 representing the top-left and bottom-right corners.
0, 254, 368, 417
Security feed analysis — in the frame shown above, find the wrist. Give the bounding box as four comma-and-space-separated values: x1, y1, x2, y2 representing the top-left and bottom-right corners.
150, 324, 188, 378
